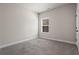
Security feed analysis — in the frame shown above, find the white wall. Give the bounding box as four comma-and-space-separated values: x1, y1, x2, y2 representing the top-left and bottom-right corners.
0, 4, 38, 46
76, 3, 79, 51
39, 4, 76, 44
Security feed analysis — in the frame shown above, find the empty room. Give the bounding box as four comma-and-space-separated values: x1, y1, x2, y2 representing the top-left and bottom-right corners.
0, 3, 79, 55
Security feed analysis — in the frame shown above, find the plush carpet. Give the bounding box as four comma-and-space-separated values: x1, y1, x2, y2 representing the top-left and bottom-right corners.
0, 39, 78, 55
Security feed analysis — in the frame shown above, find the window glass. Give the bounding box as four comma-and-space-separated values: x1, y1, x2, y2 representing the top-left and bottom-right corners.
42, 19, 49, 32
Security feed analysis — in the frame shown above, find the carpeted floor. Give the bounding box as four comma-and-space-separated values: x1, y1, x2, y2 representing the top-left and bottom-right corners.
0, 39, 78, 55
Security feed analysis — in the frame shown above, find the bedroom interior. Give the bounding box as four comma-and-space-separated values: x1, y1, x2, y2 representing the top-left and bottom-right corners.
0, 3, 79, 55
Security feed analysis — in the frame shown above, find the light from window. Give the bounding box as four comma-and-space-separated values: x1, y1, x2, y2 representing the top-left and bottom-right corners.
42, 19, 49, 32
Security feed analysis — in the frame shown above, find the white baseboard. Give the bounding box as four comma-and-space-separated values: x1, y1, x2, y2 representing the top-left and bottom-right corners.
0, 36, 76, 49
0, 36, 36, 49
40, 38, 76, 45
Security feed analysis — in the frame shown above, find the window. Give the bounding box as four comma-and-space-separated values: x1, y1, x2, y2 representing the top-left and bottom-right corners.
42, 19, 49, 32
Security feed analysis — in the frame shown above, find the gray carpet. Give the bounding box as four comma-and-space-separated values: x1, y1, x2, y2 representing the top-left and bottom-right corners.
0, 39, 78, 55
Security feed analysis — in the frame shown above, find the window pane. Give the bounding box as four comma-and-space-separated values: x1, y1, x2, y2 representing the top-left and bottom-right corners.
43, 19, 49, 25
42, 26, 49, 32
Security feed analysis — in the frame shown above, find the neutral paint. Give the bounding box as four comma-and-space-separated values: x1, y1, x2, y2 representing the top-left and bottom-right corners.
76, 3, 79, 51
39, 4, 76, 44
20, 3, 67, 13
0, 4, 38, 47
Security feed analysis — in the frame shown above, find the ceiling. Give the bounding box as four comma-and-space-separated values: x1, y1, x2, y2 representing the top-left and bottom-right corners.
21, 3, 68, 13
0, 3, 68, 13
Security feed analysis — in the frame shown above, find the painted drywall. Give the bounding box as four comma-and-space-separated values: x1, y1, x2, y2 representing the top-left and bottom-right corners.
0, 4, 38, 46
76, 3, 79, 51
39, 4, 76, 44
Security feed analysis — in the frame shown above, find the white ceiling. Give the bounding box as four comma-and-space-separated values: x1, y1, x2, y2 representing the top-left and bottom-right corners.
21, 3, 67, 13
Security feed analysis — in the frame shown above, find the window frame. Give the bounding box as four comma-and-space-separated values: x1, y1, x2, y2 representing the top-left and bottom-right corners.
41, 17, 49, 32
